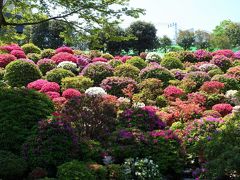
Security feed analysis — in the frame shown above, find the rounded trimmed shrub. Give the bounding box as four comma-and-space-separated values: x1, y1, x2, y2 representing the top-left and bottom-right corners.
4, 60, 42, 87
114, 64, 140, 80
195, 49, 212, 62
51, 52, 78, 64
161, 56, 183, 70
0, 150, 27, 180
211, 55, 232, 72
41, 49, 55, 59
140, 64, 175, 87
178, 51, 196, 62
55, 46, 74, 54
10, 50, 26, 59
108, 59, 123, 68
100, 76, 137, 97
62, 88, 81, 99
0, 88, 54, 152
146, 52, 162, 63
37, 58, 57, 75
61, 76, 94, 93
57, 160, 96, 180
46, 68, 75, 84
101, 53, 114, 60
57, 61, 78, 74
21, 43, 41, 54
126, 56, 147, 70
27, 53, 41, 63
211, 75, 240, 92
183, 71, 211, 89
82, 62, 113, 85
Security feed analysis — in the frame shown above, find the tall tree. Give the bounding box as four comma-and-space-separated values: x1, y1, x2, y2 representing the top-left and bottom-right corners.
194, 30, 211, 49
127, 21, 158, 53
31, 20, 66, 49
159, 35, 172, 53
176, 30, 195, 50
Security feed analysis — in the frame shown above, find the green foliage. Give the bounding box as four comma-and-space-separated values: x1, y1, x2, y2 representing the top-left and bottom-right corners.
177, 30, 195, 50
38, 60, 57, 75
0, 68, 5, 80
46, 68, 75, 84
41, 49, 55, 59
0, 88, 54, 152
114, 64, 140, 80
126, 56, 147, 70
4, 60, 42, 87
57, 161, 96, 180
161, 56, 183, 70
0, 150, 27, 179
156, 95, 168, 108
61, 76, 94, 93
31, 21, 66, 49
21, 43, 41, 54
101, 53, 114, 60
82, 62, 113, 85
208, 68, 224, 77
159, 35, 172, 53
108, 59, 123, 68
204, 118, 240, 179
211, 75, 240, 92
27, 53, 41, 63
178, 51, 196, 63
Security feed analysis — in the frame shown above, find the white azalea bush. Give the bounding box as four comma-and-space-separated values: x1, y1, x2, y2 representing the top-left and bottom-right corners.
57, 61, 78, 74
122, 157, 163, 180
146, 52, 162, 63
85, 87, 107, 97
225, 90, 240, 105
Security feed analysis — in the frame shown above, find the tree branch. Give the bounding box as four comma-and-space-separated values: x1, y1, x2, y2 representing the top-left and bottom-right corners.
2, 7, 82, 26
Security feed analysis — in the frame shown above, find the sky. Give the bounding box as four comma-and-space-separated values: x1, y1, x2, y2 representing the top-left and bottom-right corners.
121, 0, 240, 39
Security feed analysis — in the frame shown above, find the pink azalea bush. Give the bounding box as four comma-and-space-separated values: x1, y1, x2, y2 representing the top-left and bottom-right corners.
163, 86, 184, 100
10, 50, 26, 59
55, 46, 74, 54
200, 81, 225, 93
212, 103, 233, 116
0, 54, 16, 67
62, 88, 81, 99
40, 82, 60, 93
194, 49, 212, 62
51, 52, 78, 64
27, 79, 48, 91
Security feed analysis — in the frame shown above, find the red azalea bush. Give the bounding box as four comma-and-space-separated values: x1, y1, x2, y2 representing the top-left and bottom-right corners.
27, 79, 48, 91
200, 81, 225, 93
119, 106, 166, 131
0, 54, 17, 68
163, 85, 184, 100
76, 55, 90, 68
55, 46, 74, 54
212, 103, 233, 116
10, 50, 26, 59
45, 91, 61, 100
92, 57, 108, 63
62, 88, 81, 99
40, 82, 60, 92
212, 49, 234, 58
51, 52, 78, 64
194, 49, 212, 62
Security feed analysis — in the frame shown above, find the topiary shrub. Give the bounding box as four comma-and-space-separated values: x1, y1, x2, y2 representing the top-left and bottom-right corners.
23, 120, 79, 173
4, 60, 42, 87
0, 54, 16, 68
0, 88, 54, 152
81, 62, 113, 86
55, 46, 74, 54
51, 52, 78, 64
145, 52, 162, 63
126, 56, 147, 70
21, 43, 41, 54
211, 75, 240, 92
178, 51, 196, 62
101, 53, 114, 60
10, 50, 27, 59
57, 61, 78, 74
114, 64, 140, 80
194, 49, 212, 62
37, 58, 57, 75
27, 53, 41, 63
161, 56, 183, 70
41, 49, 55, 59
100, 76, 137, 97
0, 150, 27, 180
57, 160, 96, 180
46, 68, 75, 84
61, 76, 94, 93
108, 59, 123, 68
140, 63, 175, 87
208, 68, 224, 77
183, 71, 211, 89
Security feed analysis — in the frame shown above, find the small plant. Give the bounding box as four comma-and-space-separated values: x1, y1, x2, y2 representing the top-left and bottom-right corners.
114, 63, 140, 80
46, 68, 75, 84
161, 56, 183, 69
21, 43, 41, 54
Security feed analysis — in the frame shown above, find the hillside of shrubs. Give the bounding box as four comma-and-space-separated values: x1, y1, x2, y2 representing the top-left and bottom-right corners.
0, 43, 240, 179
